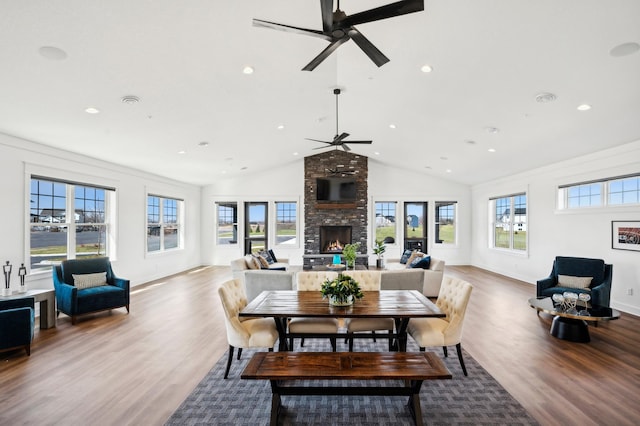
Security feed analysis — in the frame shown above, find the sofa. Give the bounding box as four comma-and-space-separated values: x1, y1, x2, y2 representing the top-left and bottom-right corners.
243, 270, 296, 302
230, 250, 289, 286
384, 253, 445, 297
53, 257, 130, 324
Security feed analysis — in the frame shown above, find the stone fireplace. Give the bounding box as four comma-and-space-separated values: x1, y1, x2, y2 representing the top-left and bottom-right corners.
303, 150, 368, 269
319, 226, 352, 254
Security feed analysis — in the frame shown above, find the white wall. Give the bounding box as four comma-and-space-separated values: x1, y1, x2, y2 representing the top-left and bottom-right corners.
470, 140, 640, 315
201, 157, 472, 267
0, 133, 202, 291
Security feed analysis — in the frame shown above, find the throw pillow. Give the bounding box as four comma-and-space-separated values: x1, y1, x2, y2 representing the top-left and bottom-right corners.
258, 250, 274, 264
399, 249, 413, 264
72, 272, 108, 289
410, 255, 431, 269
558, 275, 592, 290
244, 255, 260, 270
405, 251, 424, 268
268, 249, 278, 263
255, 254, 270, 269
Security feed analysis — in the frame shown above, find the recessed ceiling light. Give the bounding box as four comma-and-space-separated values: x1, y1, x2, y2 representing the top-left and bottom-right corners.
420, 64, 433, 73
577, 104, 592, 111
446, 169, 452, 173
121, 95, 140, 105
178, 150, 186, 154
85, 107, 100, 114
609, 42, 640, 57
277, 124, 285, 130
488, 148, 496, 153
241, 166, 248, 170
485, 127, 500, 134
38, 46, 67, 60
374, 152, 380, 156
389, 124, 396, 129
243, 66, 254, 74
535, 92, 557, 103
198, 141, 209, 147
293, 152, 299, 156
221, 170, 227, 174
424, 166, 432, 169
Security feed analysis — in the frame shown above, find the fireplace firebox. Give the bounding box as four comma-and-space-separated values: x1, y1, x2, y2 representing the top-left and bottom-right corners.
319, 226, 352, 254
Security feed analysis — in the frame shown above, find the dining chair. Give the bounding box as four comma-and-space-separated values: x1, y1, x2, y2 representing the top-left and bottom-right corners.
289, 271, 340, 351
343, 270, 394, 351
218, 279, 278, 379
407, 276, 473, 376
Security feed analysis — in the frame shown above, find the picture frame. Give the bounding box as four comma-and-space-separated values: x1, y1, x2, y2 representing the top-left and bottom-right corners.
611, 221, 640, 251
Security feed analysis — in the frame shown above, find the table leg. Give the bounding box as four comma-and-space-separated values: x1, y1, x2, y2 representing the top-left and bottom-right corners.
550, 316, 590, 342
406, 380, 424, 426
395, 318, 410, 352
273, 318, 289, 351
269, 381, 282, 426
36, 292, 56, 329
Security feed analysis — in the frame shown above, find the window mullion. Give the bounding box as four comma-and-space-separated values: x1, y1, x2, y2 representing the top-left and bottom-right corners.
67, 185, 76, 258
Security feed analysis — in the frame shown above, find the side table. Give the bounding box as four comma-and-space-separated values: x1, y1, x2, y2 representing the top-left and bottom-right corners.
0, 289, 56, 329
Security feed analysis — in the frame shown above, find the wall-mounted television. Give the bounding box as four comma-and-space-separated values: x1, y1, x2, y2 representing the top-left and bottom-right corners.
316, 177, 356, 202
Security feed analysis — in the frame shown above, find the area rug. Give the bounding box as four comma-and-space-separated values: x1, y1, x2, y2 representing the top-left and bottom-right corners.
166, 338, 538, 426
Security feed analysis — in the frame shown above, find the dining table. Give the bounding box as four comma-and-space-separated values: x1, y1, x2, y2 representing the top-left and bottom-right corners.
239, 290, 445, 351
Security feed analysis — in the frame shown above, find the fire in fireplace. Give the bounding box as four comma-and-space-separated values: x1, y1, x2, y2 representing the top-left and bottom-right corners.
320, 226, 352, 254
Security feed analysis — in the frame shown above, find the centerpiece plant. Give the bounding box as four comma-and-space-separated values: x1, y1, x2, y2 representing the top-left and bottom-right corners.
320, 273, 364, 306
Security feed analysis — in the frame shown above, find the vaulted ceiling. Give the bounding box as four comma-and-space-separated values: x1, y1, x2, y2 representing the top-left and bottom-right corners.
1, 1, 639, 186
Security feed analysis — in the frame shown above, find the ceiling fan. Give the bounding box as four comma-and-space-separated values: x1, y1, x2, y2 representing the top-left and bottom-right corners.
307, 88, 372, 152
253, 0, 425, 71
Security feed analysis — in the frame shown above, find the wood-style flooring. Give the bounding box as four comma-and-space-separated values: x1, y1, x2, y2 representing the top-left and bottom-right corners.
1, 265, 639, 425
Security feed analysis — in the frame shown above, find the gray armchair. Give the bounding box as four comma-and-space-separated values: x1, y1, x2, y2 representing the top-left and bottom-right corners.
537, 256, 612, 307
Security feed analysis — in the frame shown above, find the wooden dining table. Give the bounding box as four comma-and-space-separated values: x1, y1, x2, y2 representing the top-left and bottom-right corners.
239, 290, 445, 351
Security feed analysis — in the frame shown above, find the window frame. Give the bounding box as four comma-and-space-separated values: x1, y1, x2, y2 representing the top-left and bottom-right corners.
146, 194, 184, 254
558, 173, 640, 210
434, 201, 457, 245
489, 192, 528, 254
274, 201, 298, 248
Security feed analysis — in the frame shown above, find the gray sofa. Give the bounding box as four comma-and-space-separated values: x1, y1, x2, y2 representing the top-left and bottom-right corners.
383, 256, 445, 297
230, 255, 289, 286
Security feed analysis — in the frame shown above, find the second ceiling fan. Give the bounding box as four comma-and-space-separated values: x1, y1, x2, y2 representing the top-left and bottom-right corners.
253, 0, 425, 71
306, 88, 372, 152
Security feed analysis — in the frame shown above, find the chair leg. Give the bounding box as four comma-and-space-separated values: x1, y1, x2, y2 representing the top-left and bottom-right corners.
419, 347, 425, 352
456, 343, 468, 376
289, 338, 294, 349
443, 346, 448, 357
237, 348, 242, 360
126, 304, 130, 313
330, 338, 337, 352
300, 338, 305, 347
56, 310, 60, 318
387, 330, 393, 351
224, 345, 235, 379
348, 336, 354, 352
372, 330, 377, 342
71, 316, 77, 325
25, 344, 31, 356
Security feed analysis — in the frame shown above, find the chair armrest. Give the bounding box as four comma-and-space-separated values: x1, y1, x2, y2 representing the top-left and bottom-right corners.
536, 276, 556, 296
112, 276, 130, 292
590, 282, 611, 307
54, 281, 78, 314
0, 297, 35, 310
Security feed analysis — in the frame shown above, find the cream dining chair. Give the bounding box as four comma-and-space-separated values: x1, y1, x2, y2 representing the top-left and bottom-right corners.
289, 271, 340, 351
407, 276, 473, 376
218, 279, 278, 379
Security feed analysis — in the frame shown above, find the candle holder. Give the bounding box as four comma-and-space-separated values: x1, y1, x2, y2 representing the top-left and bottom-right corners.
18, 263, 27, 293
2, 261, 12, 296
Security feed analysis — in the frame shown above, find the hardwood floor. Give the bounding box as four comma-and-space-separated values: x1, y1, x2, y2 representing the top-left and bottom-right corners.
1, 265, 639, 425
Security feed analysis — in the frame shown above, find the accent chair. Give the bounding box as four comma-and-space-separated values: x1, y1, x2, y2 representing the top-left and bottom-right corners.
0, 297, 35, 356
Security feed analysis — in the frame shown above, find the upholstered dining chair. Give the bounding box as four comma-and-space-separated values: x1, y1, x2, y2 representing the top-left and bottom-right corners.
407, 276, 473, 376
289, 271, 340, 351
218, 279, 278, 379
343, 270, 394, 351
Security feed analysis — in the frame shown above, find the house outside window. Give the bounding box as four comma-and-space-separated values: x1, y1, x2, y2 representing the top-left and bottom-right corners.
491, 193, 527, 252
275, 202, 297, 246
29, 177, 114, 271
435, 201, 456, 244
375, 202, 397, 244
147, 195, 183, 253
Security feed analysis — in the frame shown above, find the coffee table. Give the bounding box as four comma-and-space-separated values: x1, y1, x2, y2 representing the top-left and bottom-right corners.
528, 297, 620, 342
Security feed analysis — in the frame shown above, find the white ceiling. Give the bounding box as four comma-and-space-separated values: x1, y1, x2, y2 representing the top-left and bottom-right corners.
1, 0, 639, 186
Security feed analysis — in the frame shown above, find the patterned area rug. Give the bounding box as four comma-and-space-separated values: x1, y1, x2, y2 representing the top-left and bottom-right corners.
166, 338, 538, 425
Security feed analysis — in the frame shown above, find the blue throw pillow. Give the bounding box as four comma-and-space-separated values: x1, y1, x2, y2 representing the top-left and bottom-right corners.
410, 255, 431, 269
268, 249, 278, 263
400, 250, 413, 264
259, 250, 274, 264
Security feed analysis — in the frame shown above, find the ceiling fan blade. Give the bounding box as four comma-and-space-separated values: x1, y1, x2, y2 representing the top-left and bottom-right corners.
305, 138, 332, 144
338, 0, 424, 28
333, 132, 350, 143
342, 144, 352, 152
348, 28, 390, 67
253, 19, 331, 41
320, 0, 333, 33
343, 140, 373, 144
302, 36, 349, 71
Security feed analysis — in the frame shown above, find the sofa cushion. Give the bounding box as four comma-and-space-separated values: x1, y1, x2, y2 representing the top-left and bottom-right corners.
555, 257, 604, 286
72, 272, 108, 289
410, 255, 431, 269
244, 255, 260, 270
76, 285, 126, 314
405, 251, 424, 268
258, 250, 274, 264
557, 275, 592, 290
255, 254, 270, 269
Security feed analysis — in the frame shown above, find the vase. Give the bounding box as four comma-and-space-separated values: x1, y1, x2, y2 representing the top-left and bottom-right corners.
329, 294, 354, 306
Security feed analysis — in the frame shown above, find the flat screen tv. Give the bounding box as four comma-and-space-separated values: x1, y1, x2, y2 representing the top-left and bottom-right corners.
316, 178, 356, 202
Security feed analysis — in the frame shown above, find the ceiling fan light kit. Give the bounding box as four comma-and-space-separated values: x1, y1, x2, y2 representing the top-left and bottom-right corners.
253, 0, 425, 71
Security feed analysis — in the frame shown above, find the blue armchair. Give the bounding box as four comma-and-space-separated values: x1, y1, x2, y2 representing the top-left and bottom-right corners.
0, 297, 35, 356
537, 256, 613, 307
53, 257, 130, 325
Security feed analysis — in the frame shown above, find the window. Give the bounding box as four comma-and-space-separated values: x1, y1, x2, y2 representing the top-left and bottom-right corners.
216, 202, 238, 245
275, 202, 297, 246
435, 201, 456, 244
559, 173, 640, 209
491, 193, 527, 252
147, 195, 182, 253
29, 177, 114, 271
404, 202, 427, 252
375, 202, 397, 244
244, 202, 267, 254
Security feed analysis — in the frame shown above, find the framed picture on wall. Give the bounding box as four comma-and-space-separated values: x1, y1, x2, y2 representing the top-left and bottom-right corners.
612, 221, 640, 251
